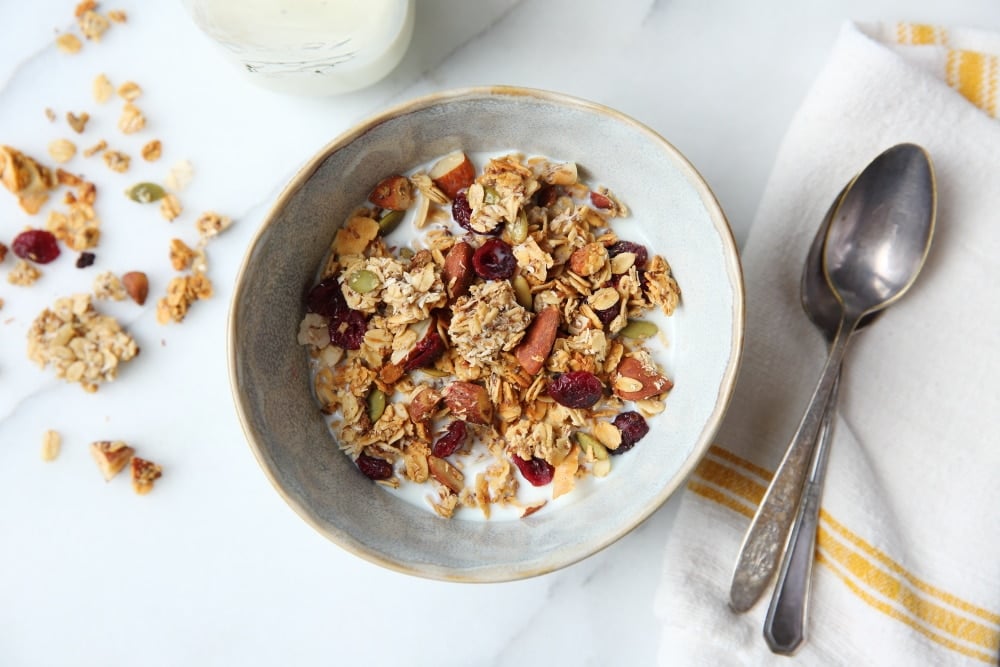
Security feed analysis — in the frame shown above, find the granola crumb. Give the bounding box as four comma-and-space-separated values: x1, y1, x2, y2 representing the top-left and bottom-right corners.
164, 160, 193, 192
160, 193, 181, 221
41, 430, 62, 462
78, 9, 110, 41
55, 33, 83, 54
0, 242, 7, 262
44, 108, 57, 122
66, 111, 90, 134
92, 74, 113, 104
169, 238, 195, 270
83, 139, 107, 158
117, 81, 142, 102
102, 149, 130, 173
8, 260, 41, 286
131, 456, 162, 495
195, 211, 232, 241
141, 139, 161, 162
117, 103, 145, 134
156, 273, 213, 324
92, 270, 126, 301
107, 9, 127, 23
0, 145, 59, 214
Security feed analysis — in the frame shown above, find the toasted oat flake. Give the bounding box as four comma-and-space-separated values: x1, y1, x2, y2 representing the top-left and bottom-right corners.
56, 33, 83, 54
194, 211, 232, 241
41, 430, 62, 462
93, 270, 127, 301
117, 81, 142, 102
78, 10, 110, 41
8, 260, 41, 286
93, 74, 114, 104
102, 150, 130, 173
28, 294, 139, 391
107, 9, 127, 23
141, 139, 162, 162
48, 139, 77, 164
164, 160, 193, 192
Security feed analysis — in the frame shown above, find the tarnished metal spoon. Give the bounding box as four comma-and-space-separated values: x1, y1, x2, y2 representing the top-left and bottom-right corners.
729, 143, 936, 614
762, 184, 882, 654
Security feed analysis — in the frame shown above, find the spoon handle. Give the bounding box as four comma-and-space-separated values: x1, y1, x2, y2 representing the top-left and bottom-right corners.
763, 372, 840, 654
729, 315, 857, 612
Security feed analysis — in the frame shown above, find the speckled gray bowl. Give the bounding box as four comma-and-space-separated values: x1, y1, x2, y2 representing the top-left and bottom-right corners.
229, 86, 744, 582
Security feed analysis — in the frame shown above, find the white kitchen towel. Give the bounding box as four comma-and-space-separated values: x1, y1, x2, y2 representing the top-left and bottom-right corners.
655, 21, 1000, 666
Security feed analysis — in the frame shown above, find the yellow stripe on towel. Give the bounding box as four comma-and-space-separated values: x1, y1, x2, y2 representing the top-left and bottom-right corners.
687, 446, 1000, 661
947, 49, 999, 118
896, 22, 948, 46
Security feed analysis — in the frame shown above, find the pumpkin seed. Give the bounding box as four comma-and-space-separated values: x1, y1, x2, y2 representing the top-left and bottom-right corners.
574, 432, 607, 460
347, 269, 379, 294
367, 388, 387, 423
508, 210, 528, 244
378, 209, 405, 235
124, 182, 166, 203
512, 274, 533, 309
484, 186, 501, 205
618, 320, 658, 339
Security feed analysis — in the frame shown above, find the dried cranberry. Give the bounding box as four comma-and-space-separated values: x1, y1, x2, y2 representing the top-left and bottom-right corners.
306, 277, 347, 317
356, 453, 393, 480
472, 239, 516, 280
403, 327, 446, 371
610, 411, 650, 455
75, 251, 96, 268
12, 229, 60, 264
512, 455, 554, 486
452, 191, 474, 232
328, 309, 367, 350
547, 371, 603, 409
534, 185, 563, 208
593, 304, 619, 327
432, 420, 468, 458
608, 240, 648, 269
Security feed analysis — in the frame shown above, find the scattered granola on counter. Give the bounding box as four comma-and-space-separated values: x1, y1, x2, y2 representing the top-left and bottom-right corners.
41, 430, 62, 462
131, 457, 162, 495
90, 440, 134, 480
298, 151, 681, 519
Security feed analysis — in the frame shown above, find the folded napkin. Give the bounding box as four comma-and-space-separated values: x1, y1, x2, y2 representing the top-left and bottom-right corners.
655, 21, 1000, 666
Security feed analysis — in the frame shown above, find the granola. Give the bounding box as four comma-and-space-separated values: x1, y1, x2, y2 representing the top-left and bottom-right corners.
299, 151, 682, 519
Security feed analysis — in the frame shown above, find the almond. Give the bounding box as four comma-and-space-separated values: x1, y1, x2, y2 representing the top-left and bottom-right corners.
568, 242, 608, 276
429, 151, 475, 199
406, 386, 441, 425
612, 356, 673, 400
442, 381, 493, 425
368, 174, 413, 211
514, 306, 560, 375
90, 440, 134, 481
442, 241, 474, 300
428, 455, 464, 494
121, 271, 148, 305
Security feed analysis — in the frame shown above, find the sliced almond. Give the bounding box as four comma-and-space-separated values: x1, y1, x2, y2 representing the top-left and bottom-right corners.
429, 151, 475, 199
428, 456, 464, 494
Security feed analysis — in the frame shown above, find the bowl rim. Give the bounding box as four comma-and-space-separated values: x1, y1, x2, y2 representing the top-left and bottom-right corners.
228, 85, 745, 582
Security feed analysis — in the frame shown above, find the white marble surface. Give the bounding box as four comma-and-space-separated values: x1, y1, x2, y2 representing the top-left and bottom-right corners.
1, 2, 997, 666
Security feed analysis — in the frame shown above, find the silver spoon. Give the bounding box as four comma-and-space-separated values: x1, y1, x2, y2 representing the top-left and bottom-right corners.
762, 183, 883, 654
729, 143, 936, 614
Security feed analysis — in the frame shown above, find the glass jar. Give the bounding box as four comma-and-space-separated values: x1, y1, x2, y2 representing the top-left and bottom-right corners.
181, 0, 415, 96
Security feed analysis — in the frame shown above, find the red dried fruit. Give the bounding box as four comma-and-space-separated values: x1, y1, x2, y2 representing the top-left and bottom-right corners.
472, 238, 516, 280
328, 308, 367, 350
547, 371, 603, 409
534, 185, 563, 208
610, 411, 649, 455
75, 251, 95, 268
608, 240, 648, 269
593, 304, 619, 327
432, 420, 468, 458
512, 455, 554, 487
305, 277, 347, 317
403, 327, 446, 371
356, 453, 393, 480
12, 229, 60, 264
452, 191, 474, 232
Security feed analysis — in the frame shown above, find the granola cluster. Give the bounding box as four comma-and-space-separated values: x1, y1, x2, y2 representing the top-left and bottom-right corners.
27, 293, 139, 392
299, 152, 681, 519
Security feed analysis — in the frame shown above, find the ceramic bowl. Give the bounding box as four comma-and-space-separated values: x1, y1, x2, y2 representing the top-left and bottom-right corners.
229, 86, 744, 582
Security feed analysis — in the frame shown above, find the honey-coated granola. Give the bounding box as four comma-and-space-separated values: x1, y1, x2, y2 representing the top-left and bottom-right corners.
299, 152, 681, 519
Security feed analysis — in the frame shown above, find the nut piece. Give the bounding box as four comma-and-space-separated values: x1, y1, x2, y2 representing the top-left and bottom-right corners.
442, 381, 493, 425
406, 386, 441, 425
118, 103, 145, 134
41, 430, 62, 462
612, 355, 673, 400
131, 456, 162, 495
428, 456, 464, 494
429, 151, 475, 199
140, 139, 162, 162
442, 241, 474, 300
514, 306, 560, 375
66, 112, 90, 134
117, 81, 142, 102
195, 211, 232, 240
368, 175, 413, 211
91, 440, 135, 480
568, 242, 608, 277
121, 271, 149, 305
